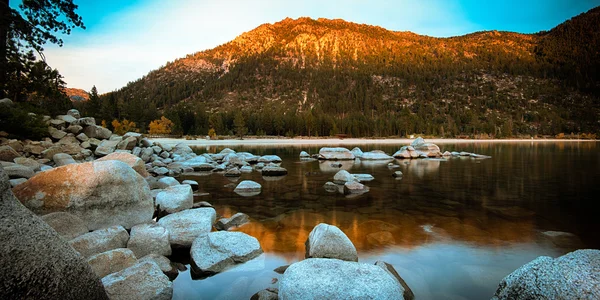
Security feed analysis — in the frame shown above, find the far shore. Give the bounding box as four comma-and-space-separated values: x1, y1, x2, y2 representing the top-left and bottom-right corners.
150, 137, 598, 147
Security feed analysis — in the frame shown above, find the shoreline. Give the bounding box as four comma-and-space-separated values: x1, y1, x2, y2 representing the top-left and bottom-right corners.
150, 137, 598, 147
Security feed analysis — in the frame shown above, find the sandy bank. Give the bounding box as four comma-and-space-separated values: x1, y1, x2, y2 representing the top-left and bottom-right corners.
149, 137, 597, 147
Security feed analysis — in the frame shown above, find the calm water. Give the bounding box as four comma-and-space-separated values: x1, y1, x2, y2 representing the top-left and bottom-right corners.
173, 141, 600, 300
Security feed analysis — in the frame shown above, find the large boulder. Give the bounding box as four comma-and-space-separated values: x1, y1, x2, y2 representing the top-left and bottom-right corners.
155, 184, 193, 215
157, 208, 217, 248
492, 249, 600, 299
279, 258, 404, 299
97, 152, 149, 177
84, 125, 112, 140
0, 167, 108, 299
41, 211, 89, 240
102, 261, 173, 300
305, 223, 358, 262
318, 147, 355, 160
410, 137, 441, 157
69, 226, 130, 258
87, 248, 138, 279
127, 222, 172, 258
190, 231, 263, 275
12, 160, 153, 230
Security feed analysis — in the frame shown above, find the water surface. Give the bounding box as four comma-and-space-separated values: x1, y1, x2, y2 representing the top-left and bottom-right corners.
173, 141, 599, 299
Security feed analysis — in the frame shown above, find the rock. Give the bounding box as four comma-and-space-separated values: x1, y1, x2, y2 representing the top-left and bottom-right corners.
172, 142, 193, 156
9, 178, 27, 187
102, 261, 173, 300
375, 261, 414, 300
88, 137, 102, 148
215, 212, 250, 230
3, 165, 34, 179
0, 97, 14, 106
323, 181, 338, 193
492, 249, 600, 300
0, 167, 108, 300
305, 223, 358, 262
73, 117, 96, 126
49, 127, 68, 140
261, 165, 288, 176
139, 254, 179, 280
153, 166, 169, 175
393, 171, 403, 178
193, 200, 212, 208
156, 184, 193, 215
190, 231, 263, 275
224, 167, 242, 177
361, 150, 393, 160
344, 181, 369, 195
49, 119, 66, 128
251, 288, 279, 300
333, 170, 356, 184
123, 132, 143, 143
367, 231, 395, 247
13, 160, 153, 230
442, 151, 451, 156
541, 231, 584, 249
0, 145, 20, 162
94, 139, 119, 157
279, 258, 404, 299
299, 151, 310, 158
69, 225, 130, 258
23, 143, 45, 155
97, 152, 149, 177
350, 147, 364, 158
240, 165, 253, 173
182, 179, 198, 191
318, 147, 355, 160
156, 176, 179, 189
157, 208, 216, 248
258, 155, 282, 163
127, 222, 172, 258
57, 114, 77, 124
84, 125, 112, 140
87, 248, 138, 279
234, 180, 262, 197
53, 153, 76, 166
41, 211, 89, 240
353, 174, 375, 182
67, 109, 81, 119
117, 136, 137, 150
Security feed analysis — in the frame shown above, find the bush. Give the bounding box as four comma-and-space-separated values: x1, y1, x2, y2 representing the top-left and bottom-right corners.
0, 104, 48, 140
148, 116, 174, 135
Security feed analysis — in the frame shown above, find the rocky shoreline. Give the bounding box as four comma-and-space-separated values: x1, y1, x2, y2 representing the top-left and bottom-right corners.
1, 109, 599, 299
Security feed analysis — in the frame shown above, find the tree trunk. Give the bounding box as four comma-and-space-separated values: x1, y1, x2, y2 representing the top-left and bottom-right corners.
0, 0, 9, 98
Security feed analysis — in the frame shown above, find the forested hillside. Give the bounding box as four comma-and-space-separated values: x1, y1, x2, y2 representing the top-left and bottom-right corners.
80, 7, 600, 138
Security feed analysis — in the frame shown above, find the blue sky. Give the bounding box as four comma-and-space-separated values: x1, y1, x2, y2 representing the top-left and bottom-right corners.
16, 0, 598, 93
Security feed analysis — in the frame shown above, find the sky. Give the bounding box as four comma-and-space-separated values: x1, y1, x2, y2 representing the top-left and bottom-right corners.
13, 0, 600, 93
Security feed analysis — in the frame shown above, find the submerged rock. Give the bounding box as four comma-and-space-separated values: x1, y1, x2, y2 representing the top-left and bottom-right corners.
190, 231, 263, 275
279, 258, 404, 299
305, 223, 358, 262
492, 249, 600, 300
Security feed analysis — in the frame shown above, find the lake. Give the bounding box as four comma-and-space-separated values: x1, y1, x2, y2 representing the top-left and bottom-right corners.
173, 141, 599, 299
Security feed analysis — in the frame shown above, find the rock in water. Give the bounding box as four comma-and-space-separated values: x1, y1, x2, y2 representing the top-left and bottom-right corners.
157, 208, 217, 248
102, 261, 173, 300
87, 248, 138, 279
333, 169, 356, 184
234, 180, 262, 197
492, 249, 600, 300
0, 167, 108, 299
375, 261, 414, 300
127, 222, 172, 258
261, 165, 288, 176
318, 147, 355, 160
360, 150, 393, 160
68, 226, 130, 258
305, 223, 358, 262
279, 258, 404, 299
12, 160, 153, 230
41, 211, 89, 240
299, 151, 311, 158
155, 184, 193, 216
190, 231, 263, 275
138, 254, 179, 280
215, 212, 250, 230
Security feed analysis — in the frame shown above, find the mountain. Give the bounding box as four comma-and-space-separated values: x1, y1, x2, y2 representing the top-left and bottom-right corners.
96, 7, 600, 137
65, 88, 89, 102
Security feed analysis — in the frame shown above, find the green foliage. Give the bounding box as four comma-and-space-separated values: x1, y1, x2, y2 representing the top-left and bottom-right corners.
0, 103, 48, 140
234, 111, 248, 139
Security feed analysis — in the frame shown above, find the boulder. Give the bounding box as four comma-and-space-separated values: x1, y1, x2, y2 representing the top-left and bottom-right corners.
138, 254, 179, 280
353, 174, 375, 182
84, 125, 112, 140
94, 140, 119, 157
393, 171, 403, 178
361, 150, 393, 160
53, 153, 76, 166
182, 179, 199, 191
234, 180, 262, 197
97, 152, 149, 177
57, 114, 77, 124
13, 157, 40, 171
344, 181, 369, 195
323, 181, 338, 193
116, 136, 137, 151
333, 170, 355, 184
0, 145, 20, 162
492, 249, 600, 300
0, 167, 108, 300
251, 288, 279, 300
23, 143, 45, 155
9, 178, 27, 187
13, 160, 154, 230
87, 248, 138, 279
318, 147, 355, 160
153, 166, 169, 175
73, 117, 96, 126
3, 165, 34, 179
261, 165, 288, 176
102, 261, 173, 300
305, 223, 358, 262
156, 176, 179, 189
215, 212, 250, 231
258, 155, 282, 163
49, 119, 66, 128
172, 142, 193, 156
67, 109, 81, 119
157, 208, 217, 248
299, 151, 310, 158
0, 98, 14, 106
156, 184, 193, 215
68, 226, 130, 258
279, 258, 404, 299
224, 167, 242, 177
41, 211, 89, 240
350, 147, 364, 158
48, 127, 68, 140
375, 261, 414, 300
190, 231, 263, 275
127, 222, 172, 258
